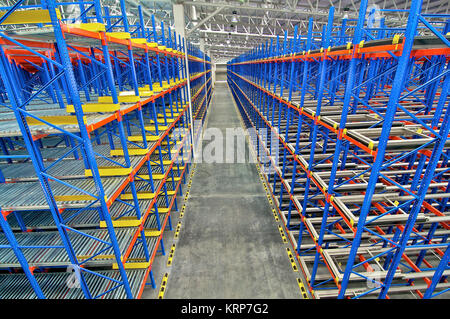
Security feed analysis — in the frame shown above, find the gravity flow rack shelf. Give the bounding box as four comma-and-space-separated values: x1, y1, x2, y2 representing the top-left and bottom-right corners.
0, 0, 212, 299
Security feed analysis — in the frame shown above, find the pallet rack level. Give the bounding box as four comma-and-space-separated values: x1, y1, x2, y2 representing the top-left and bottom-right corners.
0, 0, 212, 299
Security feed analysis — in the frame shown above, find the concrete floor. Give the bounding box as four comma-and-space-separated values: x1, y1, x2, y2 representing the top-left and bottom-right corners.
156, 82, 301, 299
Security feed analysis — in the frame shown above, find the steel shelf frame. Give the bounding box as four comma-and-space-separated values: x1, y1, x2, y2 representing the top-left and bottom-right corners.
0, 0, 212, 299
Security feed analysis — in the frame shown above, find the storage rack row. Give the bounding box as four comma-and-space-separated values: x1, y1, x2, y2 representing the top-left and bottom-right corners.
228, 0, 450, 299
187, 42, 213, 147
0, 0, 212, 299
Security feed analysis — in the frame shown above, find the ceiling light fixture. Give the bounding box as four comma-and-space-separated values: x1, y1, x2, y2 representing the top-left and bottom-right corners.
231, 10, 238, 23
191, 5, 197, 21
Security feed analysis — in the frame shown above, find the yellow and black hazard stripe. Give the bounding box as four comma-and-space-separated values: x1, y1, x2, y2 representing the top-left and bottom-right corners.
167, 244, 176, 267
278, 225, 288, 244
286, 247, 298, 272
174, 221, 181, 239
297, 278, 309, 299
158, 273, 169, 299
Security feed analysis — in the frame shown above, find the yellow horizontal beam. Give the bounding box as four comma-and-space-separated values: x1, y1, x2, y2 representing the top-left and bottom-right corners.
136, 174, 180, 182
136, 174, 159, 180
68, 22, 106, 32
140, 229, 161, 237
131, 38, 147, 45
100, 217, 142, 228
110, 148, 149, 156
121, 189, 176, 200
27, 115, 82, 126
54, 195, 96, 201
153, 149, 170, 155
0, 9, 61, 25
112, 261, 150, 270
145, 125, 168, 131
98, 95, 140, 103
78, 254, 114, 260
121, 192, 156, 200
128, 135, 161, 142
157, 113, 178, 119
107, 32, 131, 39
151, 118, 176, 124
139, 91, 154, 97
162, 111, 181, 117
66, 103, 120, 113
85, 167, 132, 177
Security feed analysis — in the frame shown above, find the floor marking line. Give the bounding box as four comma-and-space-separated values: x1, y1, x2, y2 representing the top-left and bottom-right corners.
297, 278, 309, 299
174, 221, 181, 239
167, 244, 176, 266
286, 247, 299, 272
278, 225, 288, 244
158, 273, 169, 299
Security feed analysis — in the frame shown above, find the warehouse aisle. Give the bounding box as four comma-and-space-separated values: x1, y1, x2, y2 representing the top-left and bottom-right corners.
164, 82, 301, 298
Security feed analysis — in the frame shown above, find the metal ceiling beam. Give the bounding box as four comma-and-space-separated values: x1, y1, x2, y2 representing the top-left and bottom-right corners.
206, 44, 254, 50
194, 29, 308, 42
182, 1, 336, 18
201, 14, 329, 26
186, 6, 225, 36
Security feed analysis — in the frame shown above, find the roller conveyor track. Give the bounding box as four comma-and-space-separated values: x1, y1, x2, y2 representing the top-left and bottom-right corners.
136, 164, 172, 176
314, 282, 450, 299
0, 103, 62, 113
0, 269, 146, 299
0, 95, 183, 138
0, 114, 110, 138
0, 155, 143, 181
3, 209, 100, 231
130, 178, 178, 194
3, 146, 77, 161
143, 212, 167, 229
127, 236, 159, 261
262, 134, 449, 201
0, 199, 159, 231
243, 76, 445, 153
1, 158, 182, 232
0, 227, 136, 268
238, 98, 448, 275
109, 199, 151, 221
0, 177, 125, 210
6, 26, 175, 56
0, 108, 68, 121
127, 179, 163, 193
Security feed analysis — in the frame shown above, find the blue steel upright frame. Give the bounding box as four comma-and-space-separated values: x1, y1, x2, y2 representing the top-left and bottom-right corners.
0, 0, 212, 299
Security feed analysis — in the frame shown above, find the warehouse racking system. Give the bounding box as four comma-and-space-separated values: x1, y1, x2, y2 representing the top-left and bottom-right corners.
228, 0, 450, 299
0, 0, 212, 298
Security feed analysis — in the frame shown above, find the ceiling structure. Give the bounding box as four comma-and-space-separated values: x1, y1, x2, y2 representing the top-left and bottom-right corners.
1, 0, 448, 63
179, 0, 450, 63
